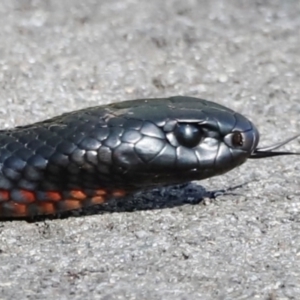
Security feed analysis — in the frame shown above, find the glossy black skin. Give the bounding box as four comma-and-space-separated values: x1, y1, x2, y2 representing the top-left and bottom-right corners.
0, 96, 259, 193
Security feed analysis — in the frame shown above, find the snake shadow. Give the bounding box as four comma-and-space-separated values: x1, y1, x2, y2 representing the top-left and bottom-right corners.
4, 182, 248, 222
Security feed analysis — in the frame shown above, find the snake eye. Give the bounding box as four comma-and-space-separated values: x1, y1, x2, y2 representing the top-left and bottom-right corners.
231, 131, 243, 147
174, 123, 203, 148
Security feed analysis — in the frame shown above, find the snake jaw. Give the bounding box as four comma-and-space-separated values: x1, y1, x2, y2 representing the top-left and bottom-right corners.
250, 133, 300, 158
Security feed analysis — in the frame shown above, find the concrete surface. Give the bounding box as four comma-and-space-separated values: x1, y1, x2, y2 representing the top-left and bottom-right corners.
0, 0, 300, 299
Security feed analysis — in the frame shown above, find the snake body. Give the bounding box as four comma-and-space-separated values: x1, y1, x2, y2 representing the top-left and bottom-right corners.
0, 96, 296, 218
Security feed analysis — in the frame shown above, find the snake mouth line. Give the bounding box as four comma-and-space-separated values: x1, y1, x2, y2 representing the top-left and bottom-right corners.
250, 133, 300, 159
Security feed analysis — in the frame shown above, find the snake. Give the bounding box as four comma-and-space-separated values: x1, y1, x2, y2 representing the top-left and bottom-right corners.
0, 96, 299, 218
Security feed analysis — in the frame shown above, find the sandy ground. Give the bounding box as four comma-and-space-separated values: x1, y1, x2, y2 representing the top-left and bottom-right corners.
0, 0, 300, 299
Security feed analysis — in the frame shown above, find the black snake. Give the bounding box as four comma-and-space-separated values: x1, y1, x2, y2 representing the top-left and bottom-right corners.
0, 96, 298, 217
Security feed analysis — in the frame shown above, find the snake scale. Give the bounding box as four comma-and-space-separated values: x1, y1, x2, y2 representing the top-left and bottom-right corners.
0, 96, 299, 218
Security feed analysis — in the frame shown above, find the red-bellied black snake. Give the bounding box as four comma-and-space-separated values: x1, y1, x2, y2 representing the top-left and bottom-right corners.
0, 96, 299, 218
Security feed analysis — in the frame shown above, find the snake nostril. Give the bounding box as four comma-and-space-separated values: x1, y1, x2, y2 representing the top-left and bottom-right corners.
231, 131, 244, 147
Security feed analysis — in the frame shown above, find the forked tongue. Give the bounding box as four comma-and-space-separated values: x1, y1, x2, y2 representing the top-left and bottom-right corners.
250, 133, 300, 159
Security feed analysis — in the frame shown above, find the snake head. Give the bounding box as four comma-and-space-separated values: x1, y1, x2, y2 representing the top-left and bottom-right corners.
106, 96, 268, 188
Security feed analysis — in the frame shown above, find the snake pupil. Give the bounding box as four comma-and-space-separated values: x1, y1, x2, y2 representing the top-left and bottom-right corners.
232, 131, 243, 147
174, 123, 203, 148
